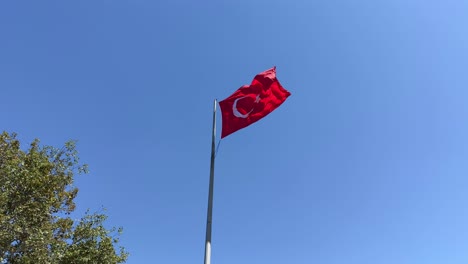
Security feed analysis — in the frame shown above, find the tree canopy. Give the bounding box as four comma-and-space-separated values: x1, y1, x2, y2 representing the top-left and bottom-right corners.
0, 132, 128, 263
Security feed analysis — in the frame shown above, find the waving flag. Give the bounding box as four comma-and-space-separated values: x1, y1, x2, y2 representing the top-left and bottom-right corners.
219, 67, 291, 138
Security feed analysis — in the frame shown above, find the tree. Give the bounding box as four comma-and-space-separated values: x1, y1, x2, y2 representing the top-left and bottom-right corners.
0, 132, 128, 263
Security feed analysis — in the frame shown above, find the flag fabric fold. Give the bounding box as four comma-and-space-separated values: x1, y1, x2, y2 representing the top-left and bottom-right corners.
219, 67, 291, 138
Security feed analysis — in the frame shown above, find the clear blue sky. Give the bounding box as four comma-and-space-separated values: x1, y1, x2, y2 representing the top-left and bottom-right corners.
2, 1, 468, 263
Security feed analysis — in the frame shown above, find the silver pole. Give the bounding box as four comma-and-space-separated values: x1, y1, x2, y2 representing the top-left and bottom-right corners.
204, 99, 217, 264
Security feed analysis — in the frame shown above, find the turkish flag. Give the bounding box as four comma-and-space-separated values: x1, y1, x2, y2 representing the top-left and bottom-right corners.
219, 67, 291, 138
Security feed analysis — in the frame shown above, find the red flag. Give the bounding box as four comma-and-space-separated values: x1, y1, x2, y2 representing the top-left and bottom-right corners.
219, 67, 291, 138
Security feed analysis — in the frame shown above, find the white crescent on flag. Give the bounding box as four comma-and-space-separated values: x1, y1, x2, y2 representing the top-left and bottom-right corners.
232, 95, 260, 118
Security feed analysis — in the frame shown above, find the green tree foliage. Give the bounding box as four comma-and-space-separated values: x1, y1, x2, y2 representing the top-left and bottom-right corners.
0, 132, 128, 263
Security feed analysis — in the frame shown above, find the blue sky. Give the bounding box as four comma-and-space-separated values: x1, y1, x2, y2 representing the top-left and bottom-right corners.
2, 0, 468, 263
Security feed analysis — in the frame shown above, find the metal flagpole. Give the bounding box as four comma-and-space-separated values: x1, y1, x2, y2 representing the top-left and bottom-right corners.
204, 99, 217, 264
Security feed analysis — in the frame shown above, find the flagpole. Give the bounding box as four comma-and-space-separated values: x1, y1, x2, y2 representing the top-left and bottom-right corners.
204, 99, 217, 264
